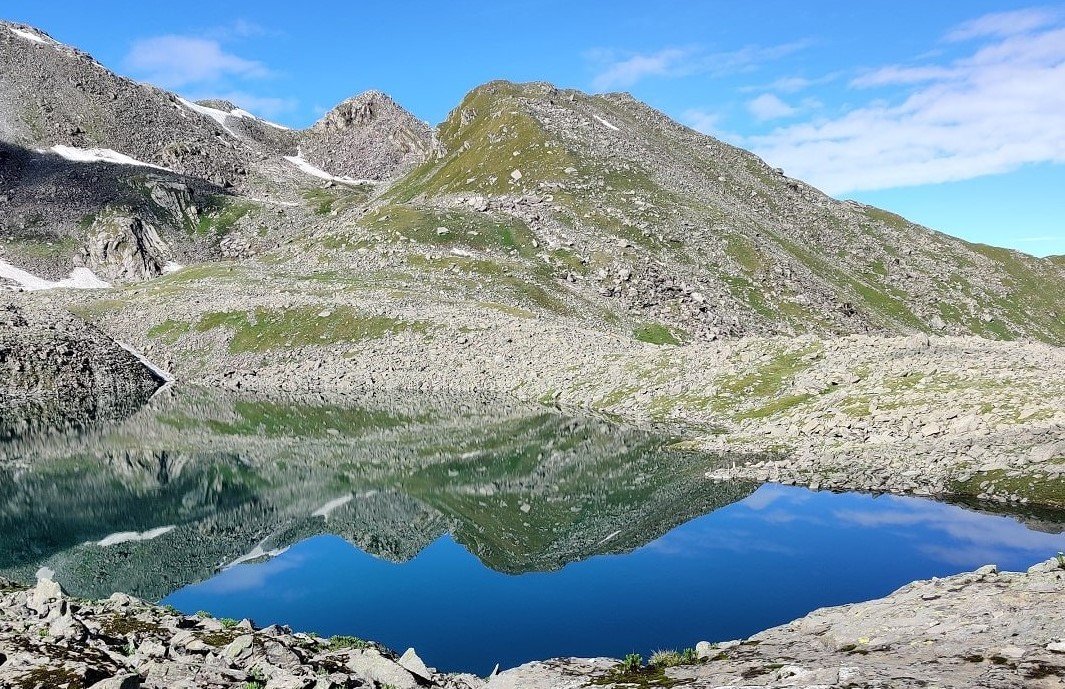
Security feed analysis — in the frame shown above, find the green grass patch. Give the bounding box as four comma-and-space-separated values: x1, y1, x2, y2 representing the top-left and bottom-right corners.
302, 184, 372, 216
713, 345, 821, 413
194, 306, 429, 353
195, 197, 254, 235
634, 322, 683, 345
362, 204, 539, 257
147, 318, 191, 344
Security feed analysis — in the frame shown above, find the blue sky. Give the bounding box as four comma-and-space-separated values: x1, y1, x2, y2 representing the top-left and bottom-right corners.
5, 1, 1064, 256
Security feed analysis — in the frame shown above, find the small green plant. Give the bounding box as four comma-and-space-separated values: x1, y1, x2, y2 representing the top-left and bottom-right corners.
327, 635, 370, 650
618, 653, 643, 674
220, 618, 239, 629
195, 610, 212, 619
649, 648, 698, 668
1056, 552, 1065, 569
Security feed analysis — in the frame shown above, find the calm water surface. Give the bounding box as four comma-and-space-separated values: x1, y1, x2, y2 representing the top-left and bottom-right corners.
2, 388, 1062, 674
162, 485, 1065, 673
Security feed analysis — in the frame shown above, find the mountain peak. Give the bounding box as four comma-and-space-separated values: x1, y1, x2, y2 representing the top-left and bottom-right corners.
300, 90, 439, 181
2, 21, 61, 47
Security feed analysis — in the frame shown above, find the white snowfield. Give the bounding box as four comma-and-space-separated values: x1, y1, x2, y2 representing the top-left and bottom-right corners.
96, 526, 176, 548
312, 494, 354, 518
178, 97, 290, 133
224, 539, 291, 570
8, 26, 48, 44
282, 152, 376, 185
42, 144, 168, 170
0, 258, 110, 291
593, 114, 620, 131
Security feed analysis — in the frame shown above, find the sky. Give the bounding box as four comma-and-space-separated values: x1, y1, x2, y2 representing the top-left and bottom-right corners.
4, 1, 1064, 256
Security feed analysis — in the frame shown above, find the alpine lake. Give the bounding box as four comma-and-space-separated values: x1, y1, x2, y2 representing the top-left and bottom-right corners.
2, 387, 1063, 674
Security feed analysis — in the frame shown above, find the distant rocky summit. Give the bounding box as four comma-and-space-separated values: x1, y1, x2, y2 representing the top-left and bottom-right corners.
300, 90, 442, 181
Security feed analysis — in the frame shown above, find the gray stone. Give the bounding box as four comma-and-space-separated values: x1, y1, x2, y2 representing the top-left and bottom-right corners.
87, 675, 142, 689
398, 647, 433, 681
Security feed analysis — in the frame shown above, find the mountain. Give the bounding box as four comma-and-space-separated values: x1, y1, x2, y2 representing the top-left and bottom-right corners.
2, 21, 1062, 342
377, 81, 1065, 342
300, 90, 441, 181
0, 20, 438, 284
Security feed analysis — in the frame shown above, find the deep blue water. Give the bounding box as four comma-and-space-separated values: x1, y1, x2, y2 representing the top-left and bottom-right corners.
164, 484, 1065, 674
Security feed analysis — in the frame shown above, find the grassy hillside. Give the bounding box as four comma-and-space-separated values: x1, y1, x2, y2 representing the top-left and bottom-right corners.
357, 81, 1065, 344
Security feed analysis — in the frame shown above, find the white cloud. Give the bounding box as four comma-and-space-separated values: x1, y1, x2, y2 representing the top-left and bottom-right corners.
589, 47, 693, 90
747, 13, 1065, 194
945, 7, 1059, 41
589, 41, 809, 91
747, 93, 796, 120
124, 36, 270, 89
682, 108, 721, 133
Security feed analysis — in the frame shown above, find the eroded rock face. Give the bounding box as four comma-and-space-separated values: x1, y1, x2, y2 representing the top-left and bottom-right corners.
144, 178, 198, 228
78, 214, 172, 282
299, 90, 442, 181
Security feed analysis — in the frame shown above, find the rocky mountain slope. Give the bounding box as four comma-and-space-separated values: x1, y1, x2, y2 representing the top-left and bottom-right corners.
375, 80, 1064, 342
0, 20, 435, 284
300, 90, 441, 181
2, 20, 1062, 342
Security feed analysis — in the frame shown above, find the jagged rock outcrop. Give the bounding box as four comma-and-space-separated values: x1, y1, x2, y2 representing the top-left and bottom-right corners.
78, 214, 172, 282
299, 90, 441, 180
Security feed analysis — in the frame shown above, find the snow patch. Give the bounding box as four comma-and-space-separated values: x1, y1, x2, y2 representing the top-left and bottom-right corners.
44, 145, 167, 170
0, 259, 110, 291
9, 27, 46, 44
162, 261, 184, 274
593, 115, 620, 132
179, 97, 290, 133
224, 539, 290, 569
282, 153, 375, 185
312, 494, 354, 518
97, 526, 176, 547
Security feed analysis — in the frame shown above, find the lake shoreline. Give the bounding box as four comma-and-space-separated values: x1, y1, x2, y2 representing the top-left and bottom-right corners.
3, 557, 1063, 688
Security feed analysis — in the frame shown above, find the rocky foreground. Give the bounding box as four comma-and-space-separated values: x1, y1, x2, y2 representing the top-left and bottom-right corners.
2, 558, 1063, 688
